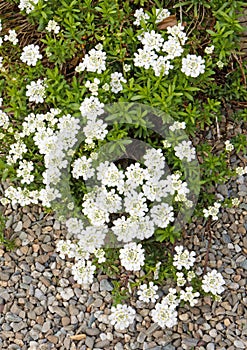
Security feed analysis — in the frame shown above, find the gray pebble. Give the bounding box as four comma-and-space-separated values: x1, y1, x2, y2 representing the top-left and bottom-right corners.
100, 279, 113, 292
5, 313, 22, 323
114, 343, 124, 350
137, 331, 146, 343
85, 328, 100, 336
85, 336, 95, 349
234, 340, 245, 348
11, 321, 27, 332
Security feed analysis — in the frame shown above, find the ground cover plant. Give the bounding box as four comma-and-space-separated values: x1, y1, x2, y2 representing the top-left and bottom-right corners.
0, 0, 247, 332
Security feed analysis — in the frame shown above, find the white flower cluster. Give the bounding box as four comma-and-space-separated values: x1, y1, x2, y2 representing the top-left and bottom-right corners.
20, 44, 42, 66
70, 148, 191, 246
110, 72, 126, 93
109, 304, 136, 330
203, 202, 221, 220
133, 8, 205, 78
119, 242, 145, 271
79, 96, 107, 145
3, 108, 82, 207
173, 245, 196, 270
46, 20, 60, 34
181, 54, 205, 78
75, 43, 106, 74
4, 30, 18, 45
202, 269, 225, 296
137, 282, 159, 303
225, 140, 234, 152
26, 79, 46, 104
235, 166, 247, 176
0, 111, 9, 129
19, 0, 39, 14
16, 160, 34, 184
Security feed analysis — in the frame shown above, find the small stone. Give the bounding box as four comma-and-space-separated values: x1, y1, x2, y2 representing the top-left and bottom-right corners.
99, 279, 113, 292
240, 260, 247, 270
85, 336, 95, 349
5, 313, 22, 323
146, 323, 159, 335
233, 340, 245, 348
163, 345, 175, 350
209, 329, 217, 338
86, 328, 100, 336
41, 321, 51, 333
179, 313, 189, 321
115, 343, 124, 350
206, 343, 215, 350
183, 338, 199, 347
137, 331, 146, 343
47, 335, 58, 344
14, 221, 23, 232
62, 317, 71, 326
94, 340, 110, 348
34, 289, 46, 300
11, 321, 27, 332
222, 234, 231, 243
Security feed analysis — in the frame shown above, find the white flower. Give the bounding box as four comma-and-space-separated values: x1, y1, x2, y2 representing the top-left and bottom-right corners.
16, 160, 34, 184
109, 304, 136, 330
94, 248, 106, 263
65, 217, 84, 236
225, 140, 234, 152
152, 56, 173, 77
162, 38, 183, 59
173, 246, 196, 270
119, 242, 145, 271
4, 30, 18, 45
20, 44, 42, 66
203, 202, 221, 220
205, 45, 214, 54
124, 191, 148, 217
80, 96, 104, 120
150, 203, 174, 228
150, 301, 178, 328
26, 79, 46, 104
46, 19, 60, 34
0, 110, 9, 129
97, 161, 124, 188
112, 216, 138, 243
155, 8, 170, 23
169, 121, 186, 131
181, 54, 205, 77
176, 272, 186, 286
202, 270, 225, 295
134, 48, 158, 69
110, 72, 126, 93
180, 286, 200, 306
56, 239, 76, 259
19, 0, 39, 13
235, 166, 247, 176
216, 60, 224, 68
167, 23, 187, 45
231, 198, 240, 207
72, 259, 96, 284
137, 282, 159, 303
76, 45, 106, 74
174, 140, 196, 162
162, 288, 179, 309
133, 8, 150, 26
139, 30, 164, 51
123, 64, 131, 72
125, 163, 148, 188
187, 270, 196, 281
83, 119, 108, 144
72, 156, 95, 180
85, 78, 100, 96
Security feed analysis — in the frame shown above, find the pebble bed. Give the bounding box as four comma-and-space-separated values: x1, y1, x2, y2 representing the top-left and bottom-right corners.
0, 176, 247, 350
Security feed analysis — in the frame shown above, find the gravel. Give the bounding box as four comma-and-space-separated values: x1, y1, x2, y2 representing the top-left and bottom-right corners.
0, 175, 247, 350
